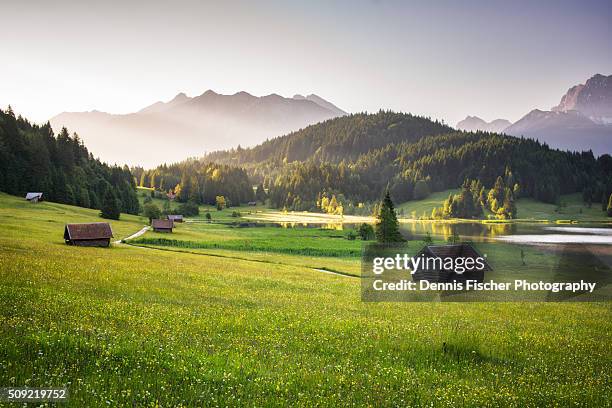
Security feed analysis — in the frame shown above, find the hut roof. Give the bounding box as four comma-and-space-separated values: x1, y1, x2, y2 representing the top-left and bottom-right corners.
416, 243, 492, 271
152, 219, 174, 229
26, 192, 43, 200
64, 223, 113, 240
167, 215, 183, 221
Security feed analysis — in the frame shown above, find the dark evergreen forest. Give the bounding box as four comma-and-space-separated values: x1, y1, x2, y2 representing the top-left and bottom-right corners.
0, 107, 140, 215
204, 111, 612, 215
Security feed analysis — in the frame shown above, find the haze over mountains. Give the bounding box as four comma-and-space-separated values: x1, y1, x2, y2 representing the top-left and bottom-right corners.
457, 74, 612, 156
456, 116, 512, 133
50, 91, 346, 167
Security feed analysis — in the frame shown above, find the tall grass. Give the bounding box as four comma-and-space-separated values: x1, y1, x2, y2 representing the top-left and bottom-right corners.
130, 237, 361, 257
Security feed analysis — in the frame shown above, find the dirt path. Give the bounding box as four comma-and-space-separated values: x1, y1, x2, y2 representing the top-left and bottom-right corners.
312, 268, 356, 278
114, 226, 150, 244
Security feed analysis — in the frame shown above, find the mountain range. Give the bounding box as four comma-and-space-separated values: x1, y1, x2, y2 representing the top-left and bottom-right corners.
50, 91, 346, 167
456, 116, 511, 133
457, 74, 611, 156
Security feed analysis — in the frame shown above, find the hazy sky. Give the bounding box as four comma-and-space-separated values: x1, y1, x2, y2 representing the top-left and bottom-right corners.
1, 0, 611, 126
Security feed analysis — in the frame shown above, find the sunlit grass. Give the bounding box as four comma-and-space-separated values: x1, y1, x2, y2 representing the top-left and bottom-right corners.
0, 193, 610, 406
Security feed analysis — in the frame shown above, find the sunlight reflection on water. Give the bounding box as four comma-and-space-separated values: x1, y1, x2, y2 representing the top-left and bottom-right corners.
497, 234, 612, 245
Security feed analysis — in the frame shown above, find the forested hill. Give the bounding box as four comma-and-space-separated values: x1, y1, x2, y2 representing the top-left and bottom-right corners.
205, 111, 612, 215
0, 106, 140, 215
204, 111, 453, 165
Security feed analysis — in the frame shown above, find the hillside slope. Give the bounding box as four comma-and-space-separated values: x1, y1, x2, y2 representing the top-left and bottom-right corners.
201, 111, 612, 212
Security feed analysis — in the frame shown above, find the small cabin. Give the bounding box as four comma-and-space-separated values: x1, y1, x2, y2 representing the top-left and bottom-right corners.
167, 214, 183, 223
412, 243, 492, 284
25, 192, 43, 203
247, 201, 257, 206
64, 222, 113, 247
152, 219, 174, 233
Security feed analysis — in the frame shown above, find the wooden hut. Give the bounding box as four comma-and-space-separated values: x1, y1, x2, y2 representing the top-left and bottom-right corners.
25, 192, 43, 203
412, 243, 491, 283
64, 223, 113, 247
152, 219, 174, 233
167, 214, 184, 223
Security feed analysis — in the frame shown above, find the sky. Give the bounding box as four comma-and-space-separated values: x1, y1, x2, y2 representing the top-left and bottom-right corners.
1, 0, 611, 126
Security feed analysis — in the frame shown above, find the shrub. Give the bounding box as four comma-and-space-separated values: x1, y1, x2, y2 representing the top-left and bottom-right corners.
143, 202, 161, 223
178, 201, 199, 216
358, 223, 375, 240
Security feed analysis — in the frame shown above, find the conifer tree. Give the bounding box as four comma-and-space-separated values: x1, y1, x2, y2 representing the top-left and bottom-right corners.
375, 190, 405, 243
255, 183, 266, 202
100, 188, 121, 220
607, 193, 612, 217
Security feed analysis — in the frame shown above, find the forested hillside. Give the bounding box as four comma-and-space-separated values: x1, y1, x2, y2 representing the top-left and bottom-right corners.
133, 160, 254, 206
0, 106, 140, 215
204, 111, 612, 215
206, 111, 453, 167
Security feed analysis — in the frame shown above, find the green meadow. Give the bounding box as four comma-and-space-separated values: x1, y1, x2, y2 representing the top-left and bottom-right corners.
1, 192, 611, 406
397, 189, 609, 222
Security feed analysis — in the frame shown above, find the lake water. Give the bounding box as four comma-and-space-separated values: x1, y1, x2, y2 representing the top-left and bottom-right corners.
398, 221, 612, 245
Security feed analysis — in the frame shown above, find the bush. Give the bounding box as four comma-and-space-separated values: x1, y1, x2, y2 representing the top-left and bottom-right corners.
422, 231, 433, 245
216, 196, 226, 211
231, 211, 241, 218
205, 212, 212, 221
346, 230, 357, 240
143, 203, 161, 222
178, 201, 199, 217
358, 223, 375, 240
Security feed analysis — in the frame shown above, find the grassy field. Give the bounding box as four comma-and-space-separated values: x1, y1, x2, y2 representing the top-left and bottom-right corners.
516, 193, 608, 221
397, 189, 460, 219
1, 192, 611, 406
398, 189, 609, 222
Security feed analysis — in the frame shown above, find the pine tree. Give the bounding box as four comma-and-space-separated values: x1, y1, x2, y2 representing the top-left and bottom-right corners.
255, 183, 266, 203
100, 188, 121, 220
375, 191, 405, 243
607, 193, 612, 217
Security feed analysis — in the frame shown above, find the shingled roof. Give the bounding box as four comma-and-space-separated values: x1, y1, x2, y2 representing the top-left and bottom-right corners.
64, 223, 113, 240
152, 219, 174, 229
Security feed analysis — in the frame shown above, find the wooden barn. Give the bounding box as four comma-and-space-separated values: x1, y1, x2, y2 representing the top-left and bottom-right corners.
167, 214, 183, 223
25, 192, 43, 203
412, 243, 492, 284
64, 223, 113, 247
152, 219, 174, 233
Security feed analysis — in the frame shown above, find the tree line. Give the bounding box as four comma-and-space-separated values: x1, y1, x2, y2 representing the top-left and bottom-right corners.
133, 159, 255, 206
0, 106, 139, 217
201, 111, 612, 217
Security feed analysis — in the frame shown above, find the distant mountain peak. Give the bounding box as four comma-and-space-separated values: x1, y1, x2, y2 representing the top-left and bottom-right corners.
50, 89, 347, 167
456, 115, 511, 133
292, 93, 346, 116
173, 91, 188, 98
552, 73, 612, 124
201, 89, 218, 97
